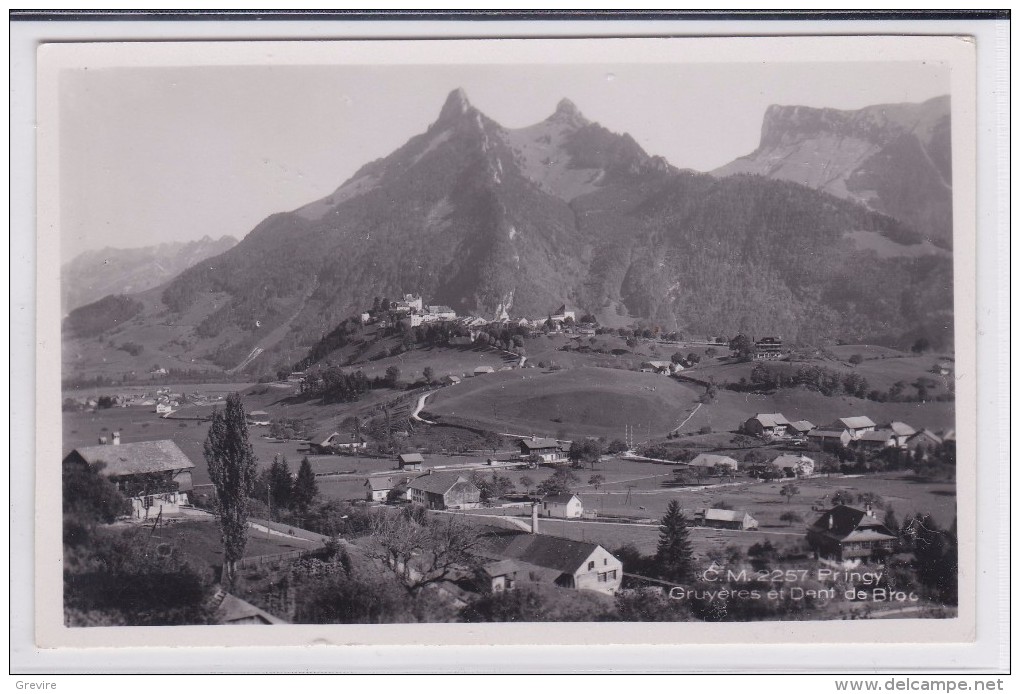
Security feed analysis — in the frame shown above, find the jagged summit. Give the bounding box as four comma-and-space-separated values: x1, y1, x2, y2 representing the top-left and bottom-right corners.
435, 88, 473, 124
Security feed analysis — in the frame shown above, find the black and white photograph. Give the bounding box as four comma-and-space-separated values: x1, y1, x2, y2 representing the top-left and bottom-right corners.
32, 34, 983, 650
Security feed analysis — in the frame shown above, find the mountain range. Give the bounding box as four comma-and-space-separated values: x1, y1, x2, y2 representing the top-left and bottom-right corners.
713, 96, 952, 247
62, 235, 237, 313
62, 89, 954, 378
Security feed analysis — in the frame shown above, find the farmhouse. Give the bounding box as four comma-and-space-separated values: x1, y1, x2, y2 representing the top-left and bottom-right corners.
364, 476, 400, 502
247, 410, 271, 426
742, 413, 790, 439
540, 493, 583, 518
856, 430, 897, 451
694, 508, 759, 530
829, 416, 877, 440
441, 374, 462, 385
882, 421, 917, 448
640, 360, 680, 375
787, 420, 815, 437
519, 437, 565, 463
63, 439, 195, 519
687, 453, 740, 471
479, 559, 524, 593
312, 432, 344, 454
806, 428, 852, 448
406, 472, 481, 510
770, 453, 815, 477
473, 365, 495, 376
477, 528, 622, 595
392, 294, 424, 314
398, 453, 425, 471
905, 429, 943, 452
753, 337, 785, 360
216, 593, 288, 625
806, 505, 897, 560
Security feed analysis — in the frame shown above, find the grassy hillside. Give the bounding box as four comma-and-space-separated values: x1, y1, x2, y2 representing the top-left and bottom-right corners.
425, 365, 702, 439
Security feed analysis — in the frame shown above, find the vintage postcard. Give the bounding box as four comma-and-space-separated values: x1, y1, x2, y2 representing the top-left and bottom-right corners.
35, 34, 978, 649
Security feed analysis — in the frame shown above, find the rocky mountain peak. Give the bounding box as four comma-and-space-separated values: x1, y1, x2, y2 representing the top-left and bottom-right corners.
548, 97, 590, 127
435, 87, 473, 124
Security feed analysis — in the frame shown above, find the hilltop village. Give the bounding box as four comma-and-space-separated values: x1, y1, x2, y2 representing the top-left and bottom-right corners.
63, 293, 957, 625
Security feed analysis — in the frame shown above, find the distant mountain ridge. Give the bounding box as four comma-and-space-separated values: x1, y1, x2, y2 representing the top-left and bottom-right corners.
713, 95, 952, 246
62, 235, 238, 313
63, 90, 953, 378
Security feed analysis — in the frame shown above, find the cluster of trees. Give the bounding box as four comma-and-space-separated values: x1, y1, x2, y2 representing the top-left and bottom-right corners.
64, 294, 144, 338
268, 417, 314, 441
734, 362, 871, 398
117, 341, 145, 356
567, 439, 603, 469
300, 366, 396, 403
252, 456, 320, 520
469, 471, 516, 501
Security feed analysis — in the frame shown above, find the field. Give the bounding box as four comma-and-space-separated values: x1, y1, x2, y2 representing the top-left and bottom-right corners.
425, 365, 703, 440
98, 515, 321, 573
451, 464, 956, 559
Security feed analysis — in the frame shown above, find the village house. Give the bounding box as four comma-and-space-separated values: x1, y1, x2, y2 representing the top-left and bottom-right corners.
770, 453, 816, 477
518, 437, 565, 463
364, 476, 404, 502
479, 559, 523, 593
905, 428, 943, 452
753, 336, 785, 360
881, 421, 917, 448
406, 472, 482, 510
787, 420, 815, 438
247, 410, 271, 426
540, 493, 583, 518
806, 428, 852, 448
63, 439, 196, 519
741, 412, 790, 439
829, 416, 877, 440
215, 593, 288, 625
154, 402, 174, 416
476, 525, 623, 596
312, 432, 367, 454
806, 505, 897, 560
640, 360, 681, 375
694, 508, 759, 531
856, 430, 897, 452
687, 453, 740, 472
397, 452, 425, 471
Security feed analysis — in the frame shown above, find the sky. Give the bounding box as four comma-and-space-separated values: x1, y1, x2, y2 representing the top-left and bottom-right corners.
59, 60, 949, 263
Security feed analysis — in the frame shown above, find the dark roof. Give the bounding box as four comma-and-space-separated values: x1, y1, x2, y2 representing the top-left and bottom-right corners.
66, 440, 195, 477
809, 505, 895, 542
858, 430, 895, 443
520, 438, 560, 451
398, 453, 425, 464
477, 529, 602, 575
408, 472, 475, 495
807, 428, 848, 439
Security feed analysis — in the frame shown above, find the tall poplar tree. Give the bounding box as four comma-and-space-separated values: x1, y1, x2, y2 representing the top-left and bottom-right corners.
655, 499, 695, 583
204, 393, 258, 588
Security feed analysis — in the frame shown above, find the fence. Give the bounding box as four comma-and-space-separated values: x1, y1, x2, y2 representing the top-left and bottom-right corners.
234, 548, 320, 571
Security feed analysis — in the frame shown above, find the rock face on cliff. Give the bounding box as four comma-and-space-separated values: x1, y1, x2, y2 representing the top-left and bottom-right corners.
713, 95, 952, 247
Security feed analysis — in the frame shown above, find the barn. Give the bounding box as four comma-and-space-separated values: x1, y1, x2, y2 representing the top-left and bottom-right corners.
407, 472, 481, 510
